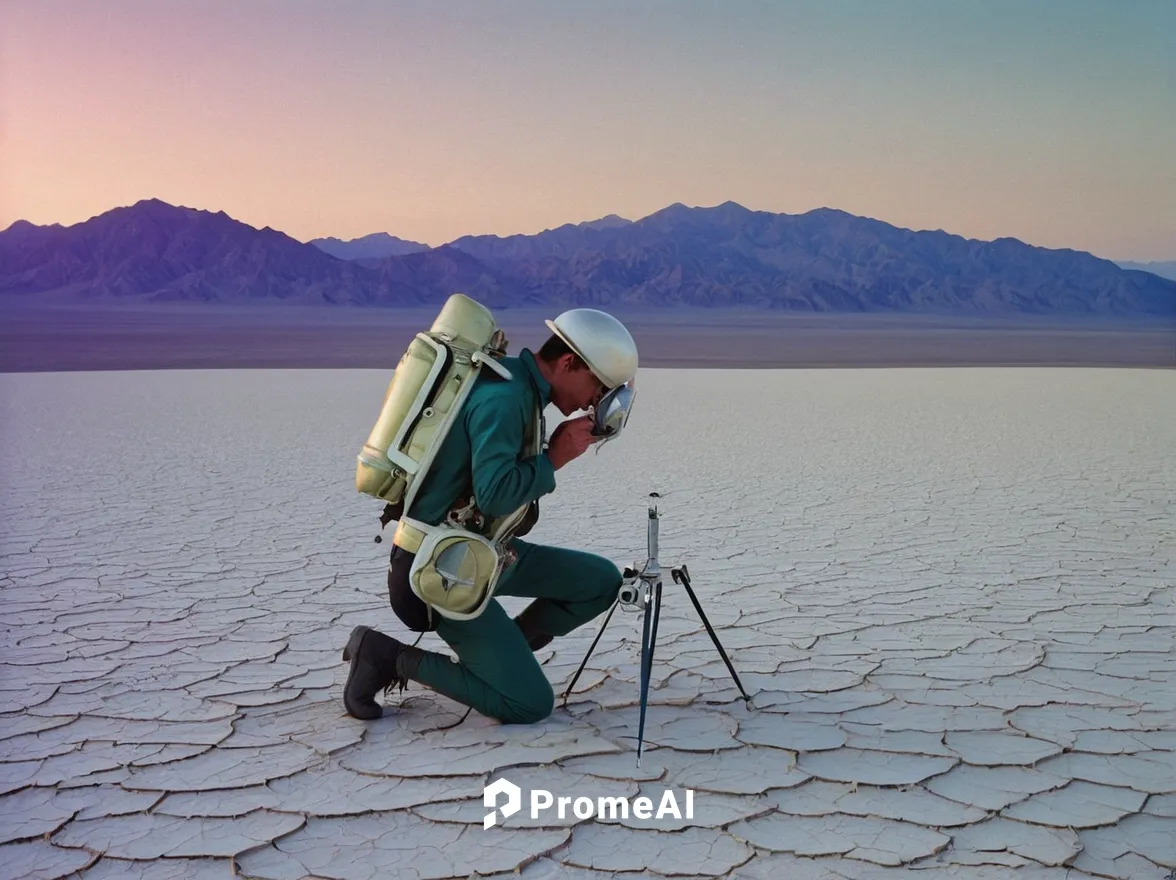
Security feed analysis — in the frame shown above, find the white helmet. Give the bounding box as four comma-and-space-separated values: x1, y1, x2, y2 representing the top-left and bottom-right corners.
545, 308, 638, 388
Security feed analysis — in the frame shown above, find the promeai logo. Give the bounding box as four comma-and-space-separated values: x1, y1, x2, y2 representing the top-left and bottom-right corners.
483, 777, 522, 829
482, 776, 694, 828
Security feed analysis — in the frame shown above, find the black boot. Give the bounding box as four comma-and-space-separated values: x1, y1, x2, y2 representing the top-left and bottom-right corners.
342, 625, 413, 720
514, 603, 553, 652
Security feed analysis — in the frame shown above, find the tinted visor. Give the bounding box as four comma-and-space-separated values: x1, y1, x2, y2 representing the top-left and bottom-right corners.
592, 380, 636, 437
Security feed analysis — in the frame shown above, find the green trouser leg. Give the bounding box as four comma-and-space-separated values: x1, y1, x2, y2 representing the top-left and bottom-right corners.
407, 538, 622, 724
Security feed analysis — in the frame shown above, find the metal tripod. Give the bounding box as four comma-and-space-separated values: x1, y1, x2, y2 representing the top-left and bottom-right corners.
561, 496, 753, 766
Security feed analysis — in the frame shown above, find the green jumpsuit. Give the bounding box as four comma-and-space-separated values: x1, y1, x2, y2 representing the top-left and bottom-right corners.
386, 347, 621, 723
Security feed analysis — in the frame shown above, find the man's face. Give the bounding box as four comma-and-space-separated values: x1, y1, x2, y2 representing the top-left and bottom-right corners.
551, 354, 609, 416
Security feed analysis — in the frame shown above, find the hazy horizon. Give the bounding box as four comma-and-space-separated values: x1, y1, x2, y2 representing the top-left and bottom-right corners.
2, 1, 1173, 263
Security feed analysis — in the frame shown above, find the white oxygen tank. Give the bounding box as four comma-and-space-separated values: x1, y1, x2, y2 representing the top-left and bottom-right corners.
355, 294, 501, 507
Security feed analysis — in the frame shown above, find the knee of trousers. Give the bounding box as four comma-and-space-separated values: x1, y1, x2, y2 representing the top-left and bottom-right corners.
583, 553, 624, 600
502, 677, 555, 725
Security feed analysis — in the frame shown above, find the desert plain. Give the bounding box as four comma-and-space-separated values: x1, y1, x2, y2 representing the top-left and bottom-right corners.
1, 344, 1173, 877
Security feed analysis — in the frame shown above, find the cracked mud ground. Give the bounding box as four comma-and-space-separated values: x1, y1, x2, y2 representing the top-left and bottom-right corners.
1, 367, 1173, 879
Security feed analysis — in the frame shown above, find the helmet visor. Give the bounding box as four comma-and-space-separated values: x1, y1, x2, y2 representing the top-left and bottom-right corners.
592, 379, 636, 438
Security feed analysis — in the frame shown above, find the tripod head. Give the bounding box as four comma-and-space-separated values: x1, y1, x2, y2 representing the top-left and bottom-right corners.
618, 493, 664, 610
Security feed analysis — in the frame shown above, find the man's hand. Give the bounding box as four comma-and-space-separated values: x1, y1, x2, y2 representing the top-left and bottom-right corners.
546, 415, 596, 470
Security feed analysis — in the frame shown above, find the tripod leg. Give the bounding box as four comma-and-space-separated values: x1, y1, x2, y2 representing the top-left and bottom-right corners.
635, 578, 663, 767
560, 597, 619, 707
673, 566, 752, 703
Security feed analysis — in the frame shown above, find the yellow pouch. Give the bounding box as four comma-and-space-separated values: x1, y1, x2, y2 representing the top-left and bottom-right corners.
401, 519, 505, 621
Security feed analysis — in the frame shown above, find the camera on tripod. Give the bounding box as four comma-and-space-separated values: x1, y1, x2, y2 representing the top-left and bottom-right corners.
615, 502, 662, 612
562, 493, 752, 766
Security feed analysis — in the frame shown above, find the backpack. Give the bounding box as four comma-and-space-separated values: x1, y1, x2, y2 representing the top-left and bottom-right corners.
355, 293, 511, 526
355, 293, 530, 622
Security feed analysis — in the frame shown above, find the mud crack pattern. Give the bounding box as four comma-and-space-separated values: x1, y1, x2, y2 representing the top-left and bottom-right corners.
1, 367, 1173, 878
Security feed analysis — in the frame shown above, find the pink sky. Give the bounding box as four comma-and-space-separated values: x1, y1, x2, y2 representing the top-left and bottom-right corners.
1, 2, 1172, 261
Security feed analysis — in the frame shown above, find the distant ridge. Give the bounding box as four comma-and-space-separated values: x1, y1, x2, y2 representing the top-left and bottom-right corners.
1, 198, 1172, 317
578, 214, 633, 231
310, 232, 429, 260
1115, 260, 1176, 282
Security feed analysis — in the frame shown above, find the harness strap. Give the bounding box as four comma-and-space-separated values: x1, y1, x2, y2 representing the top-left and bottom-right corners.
392, 518, 429, 554
391, 362, 545, 559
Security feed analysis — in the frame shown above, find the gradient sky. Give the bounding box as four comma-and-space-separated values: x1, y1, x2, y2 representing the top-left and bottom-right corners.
2, 0, 1173, 261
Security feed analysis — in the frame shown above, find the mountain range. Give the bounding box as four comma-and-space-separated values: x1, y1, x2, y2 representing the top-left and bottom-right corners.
308, 232, 429, 261
1, 198, 1172, 317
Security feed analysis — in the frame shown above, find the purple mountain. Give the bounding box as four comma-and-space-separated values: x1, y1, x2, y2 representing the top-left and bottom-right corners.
309, 232, 429, 261
1, 198, 1172, 317
444, 201, 1175, 316
0, 199, 409, 305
